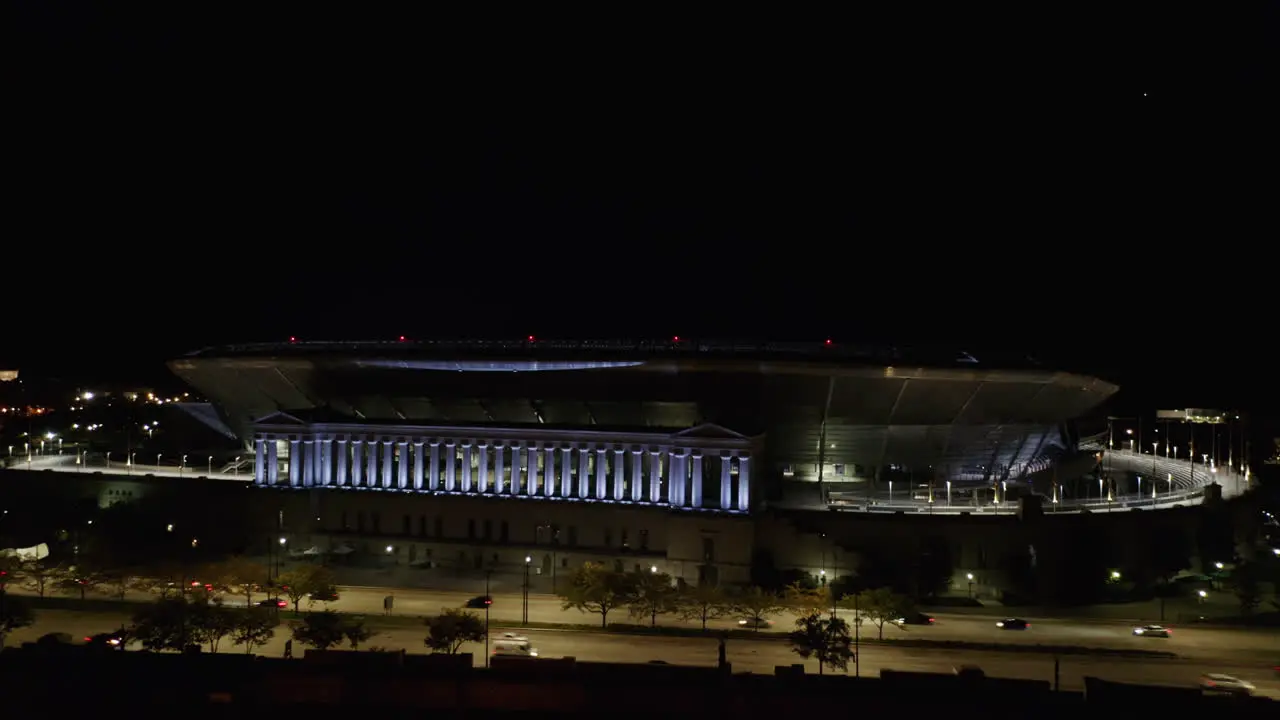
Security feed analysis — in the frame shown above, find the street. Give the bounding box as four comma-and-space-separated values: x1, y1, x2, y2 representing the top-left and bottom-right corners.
6, 609, 1279, 697
8, 583, 1280, 659
285, 585, 1280, 659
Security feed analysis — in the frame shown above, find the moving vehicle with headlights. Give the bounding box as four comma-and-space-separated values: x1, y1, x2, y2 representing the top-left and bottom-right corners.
492, 633, 538, 657
738, 617, 774, 629
1132, 624, 1170, 638
995, 618, 1029, 630
1199, 673, 1254, 695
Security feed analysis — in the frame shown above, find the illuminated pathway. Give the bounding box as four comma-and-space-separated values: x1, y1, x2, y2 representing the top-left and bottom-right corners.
3, 453, 250, 482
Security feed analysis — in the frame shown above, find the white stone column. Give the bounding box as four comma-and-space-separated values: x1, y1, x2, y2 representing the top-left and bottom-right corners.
461, 442, 473, 493
561, 446, 573, 498
691, 452, 703, 508
302, 440, 315, 487
444, 441, 457, 491
413, 441, 425, 490
612, 448, 626, 500
477, 442, 490, 493
365, 437, 378, 489
720, 454, 733, 509
336, 438, 348, 487
577, 444, 591, 499
254, 438, 265, 485
668, 451, 684, 506
594, 446, 608, 500
267, 439, 279, 486
287, 439, 300, 486
544, 445, 556, 497
397, 440, 409, 489
322, 437, 334, 486
649, 449, 663, 503
495, 442, 507, 494
737, 455, 751, 511
527, 445, 539, 496
351, 438, 364, 487
630, 449, 644, 502
428, 441, 440, 490
382, 439, 394, 489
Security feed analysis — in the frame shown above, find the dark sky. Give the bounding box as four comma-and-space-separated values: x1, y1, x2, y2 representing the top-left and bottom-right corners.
7, 5, 1277, 407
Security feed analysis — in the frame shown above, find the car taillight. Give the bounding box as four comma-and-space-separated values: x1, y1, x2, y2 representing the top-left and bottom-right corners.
277, 601, 286, 607
84, 637, 92, 642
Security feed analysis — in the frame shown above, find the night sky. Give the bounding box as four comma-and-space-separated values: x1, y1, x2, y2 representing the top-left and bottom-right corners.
7, 5, 1277, 411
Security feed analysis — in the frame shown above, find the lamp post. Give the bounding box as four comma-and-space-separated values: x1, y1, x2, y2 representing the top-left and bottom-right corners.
156, 453, 162, 471
484, 566, 493, 666
277, 537, 286, 578
207, 456, 213, 476
181, 454, 188, 475
966, 573, 975, 599
522, 556, 531, 626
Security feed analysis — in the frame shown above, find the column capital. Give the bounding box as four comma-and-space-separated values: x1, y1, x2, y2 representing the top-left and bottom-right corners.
413, 440, 424, 447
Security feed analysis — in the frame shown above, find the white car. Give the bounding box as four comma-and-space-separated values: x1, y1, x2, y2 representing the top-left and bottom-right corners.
1200, 673, 1254, 695
1132, 625, 1170, 638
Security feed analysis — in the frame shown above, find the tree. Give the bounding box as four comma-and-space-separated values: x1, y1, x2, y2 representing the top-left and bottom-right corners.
788, 612, 854, 675
0, 555, 19, 592
21, 559, 65, 598
232, 607, 278, 654
343, 617, 375, 649
207, 557, 270, 608
190, 603, 238, 653
291, 610, 347, 650
424, 608, 486, 654
677, 584, 731, 630
100, 568, 138, 600
1231, 563, 1262, 616
784, 582, 831, 616
0, 594, 36, 649
627, 571, 677, 627
277, 564, 336, 613
57, 567, 105, 600
732, 587, 785, 632
559, 562, 635, 628
916, 536, 954, 598
855, 587, 912, 640
129, 597, 194, 651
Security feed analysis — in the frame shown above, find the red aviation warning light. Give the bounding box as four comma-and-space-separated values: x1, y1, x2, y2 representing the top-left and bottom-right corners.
824, 339, 833, 346
527, 335, 536, 342
398, 336, 406, 342
672, 335, 680, 342
289, 336, 297, 343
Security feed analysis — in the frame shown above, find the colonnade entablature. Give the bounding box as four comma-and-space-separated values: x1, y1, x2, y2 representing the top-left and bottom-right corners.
249, 411, 757, 512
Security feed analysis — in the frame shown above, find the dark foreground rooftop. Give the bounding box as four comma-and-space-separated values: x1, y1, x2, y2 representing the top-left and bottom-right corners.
0, 646, 1273, 716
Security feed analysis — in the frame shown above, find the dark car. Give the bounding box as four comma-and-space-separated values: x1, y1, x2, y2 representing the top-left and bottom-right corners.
465, 595, 493, 608
257, 597, 287, 608
309, 587, 339, 602
893, 612, 936, 626
996, 618, 1029, 630
85, 630, 128, 649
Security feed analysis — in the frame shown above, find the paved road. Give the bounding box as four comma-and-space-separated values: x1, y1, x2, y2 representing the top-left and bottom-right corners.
6, 609, 1278, 696
11, 584, 1280, 660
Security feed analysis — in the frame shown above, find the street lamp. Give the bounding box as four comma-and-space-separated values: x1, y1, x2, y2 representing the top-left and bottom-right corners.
522, 556, 532, 626
484, 565, 494, 666
966, 573, 975, 598
233, 456, 241, 477
207, 455, 213, 475
181, 454, 188, 474
129, 452, 136, 475
156, 453, 162, 470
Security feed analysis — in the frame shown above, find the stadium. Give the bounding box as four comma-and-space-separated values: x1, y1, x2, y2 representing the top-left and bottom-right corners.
168, 338, 1119, 511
